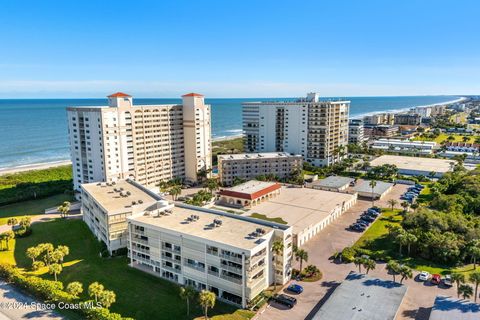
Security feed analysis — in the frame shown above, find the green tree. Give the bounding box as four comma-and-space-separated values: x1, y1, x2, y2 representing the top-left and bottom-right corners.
410, 202, 419, 213
363, 258, 376, 274
369, 180, 377, 206
451, 273, 465, 297
468, 271, 480, 302
458, 284, 473, 300
467, 242, 480, 270
400, 201, 410, 213
169, 185, 182, 201
48, 263, 62, 281
88, 282, 105, 303
272, 241, 284, 289
405, 233, 418, 256
7, 218, 18, 226
179, 286, 196, 316
57, 201, 71, 218
26, 246, 41, 264
199, 290, 216, 320
388, 199, 398, 210
56, 245, 69, 266
98, 290, 116, 309
354, 257, 365, 273
204, 178, 219, 195
295, 249, 309, 272
386, 260, 400, 282
66, 282, 83, 298
399, 265, 413, 284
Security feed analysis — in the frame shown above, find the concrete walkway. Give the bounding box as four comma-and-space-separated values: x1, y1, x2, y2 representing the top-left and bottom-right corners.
0, 281, 64, 319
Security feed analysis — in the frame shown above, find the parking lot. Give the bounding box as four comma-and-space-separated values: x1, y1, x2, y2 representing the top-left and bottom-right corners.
256, 183, 457, 320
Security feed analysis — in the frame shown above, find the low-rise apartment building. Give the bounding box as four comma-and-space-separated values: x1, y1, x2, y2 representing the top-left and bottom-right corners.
364, 124, 399, 138
394, 114, 422, 126
81, 179, 164, 254
80, 179, 293, 307
67, 92, 212, 196
372, 139, 437, 155
127, 204, 293, 307
218, 152, 303, 186
363, 113, 395, 125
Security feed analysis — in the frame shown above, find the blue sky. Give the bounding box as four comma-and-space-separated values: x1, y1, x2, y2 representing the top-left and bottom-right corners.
0, 0, 479, 98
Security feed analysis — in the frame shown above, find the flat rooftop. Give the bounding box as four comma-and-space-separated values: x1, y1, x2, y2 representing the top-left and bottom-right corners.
312, 272, 407, 320
370, 155, 454, 173
429, 296, 480, 320
312, 176, 354, 189
130, 205, 278, 250
218, 152, 302, 161
82, 180, 161, 214
244, 187, 356, 235
353, 180, 393, 196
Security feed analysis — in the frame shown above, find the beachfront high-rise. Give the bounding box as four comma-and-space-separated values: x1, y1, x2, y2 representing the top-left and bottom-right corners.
67, 92, 212, 195
243, 93, 350, 167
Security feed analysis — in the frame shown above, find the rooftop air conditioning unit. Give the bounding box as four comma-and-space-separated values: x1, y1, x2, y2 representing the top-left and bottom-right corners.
138, 200, 143, 204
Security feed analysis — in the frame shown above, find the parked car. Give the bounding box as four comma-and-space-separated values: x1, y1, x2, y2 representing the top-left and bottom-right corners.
431, 274, 441, 285
442, 275, 453, 287
366, 210, 380, 217
350, 224, 366, 232
271, 294, 297, 308
371, 206, 381, 212
356, 221, 369, 227
415, 184, 425, 189
287, 284, 304, 294
361, 215, 375, 222
418, 271, 431, 281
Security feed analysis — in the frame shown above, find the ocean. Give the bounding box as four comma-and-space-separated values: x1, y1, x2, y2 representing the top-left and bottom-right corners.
0, 95, 461, 169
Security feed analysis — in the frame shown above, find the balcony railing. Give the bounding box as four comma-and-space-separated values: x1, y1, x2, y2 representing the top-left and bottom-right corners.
219, 253, 242, 263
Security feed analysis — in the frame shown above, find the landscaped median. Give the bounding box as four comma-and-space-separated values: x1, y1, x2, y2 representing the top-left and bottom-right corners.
0, 218, 254, 320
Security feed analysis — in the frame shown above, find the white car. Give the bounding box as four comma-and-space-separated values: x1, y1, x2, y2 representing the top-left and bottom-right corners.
418, 271, 431, 281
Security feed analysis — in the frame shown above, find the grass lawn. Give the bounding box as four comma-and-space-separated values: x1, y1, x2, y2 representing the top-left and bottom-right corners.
413, 133, 479, 144
0, 193, 74, 225
416, 182, 434, 204
0, 219, 253, 320
353, 208, 480, 276
249, 213, 288, 225
212, 138, 244, 165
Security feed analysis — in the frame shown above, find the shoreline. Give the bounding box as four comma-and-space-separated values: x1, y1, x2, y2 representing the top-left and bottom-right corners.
0, 160, 72, 175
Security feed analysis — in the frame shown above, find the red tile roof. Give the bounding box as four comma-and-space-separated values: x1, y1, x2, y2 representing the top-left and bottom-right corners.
219, 183, 281, 201
108, 92, 131, 97
182, 93, 204, 97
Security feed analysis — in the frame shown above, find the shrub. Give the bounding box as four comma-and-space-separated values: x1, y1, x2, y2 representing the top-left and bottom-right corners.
32, 261, 45, 271
111, 248, 127, 257
14, 227, 32, 238
341, 247, 356, 263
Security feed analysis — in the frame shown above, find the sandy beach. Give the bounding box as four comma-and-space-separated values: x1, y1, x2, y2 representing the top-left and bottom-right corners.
0, 160, 72, 176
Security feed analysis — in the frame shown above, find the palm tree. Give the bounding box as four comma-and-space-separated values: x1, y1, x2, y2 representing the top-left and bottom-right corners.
354, 257, 365, 273
57, 201, 71, 218
205, 178, 219, 195
88, 282, 105, 303
405, 233, 417, 256
369, 180, 377, 206
295, 249, 308, 273
467, 242, 480, 270
386, 260, 400, 282
399, 266, 413, 283
179, 286, 196, 316
66, 282, 83, 298
7, 218, 18, 227
388, 199, 398, 211
169, 185, 182, 201
400, 201, 410, 213
458, 284, 474, 300
363, 259, 376, 274
451, 273, 465, 297
2, 231, 14, 250
272, 241, 284, 290
410, 202, 419, 213
99, 290, 116, 309
428, 171, 436, 180
199, 290, 216, 320
469, 271, 480, 302
26, 247, 40, 264
395, 232, 408, 255
48, 263, 62, 281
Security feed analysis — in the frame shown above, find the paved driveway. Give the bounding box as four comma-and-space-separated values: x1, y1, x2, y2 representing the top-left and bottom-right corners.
256, 184, 458, 320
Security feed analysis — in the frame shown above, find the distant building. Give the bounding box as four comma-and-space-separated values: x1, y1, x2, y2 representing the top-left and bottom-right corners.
243, 93, 350, 167
352, 180, 393, 200
348, 119, 365, 144
370, 155, 454, 178
217, 152, 303, 186
312, 272, 407, 320
67, 92, 212, 196
372, 139, 437, 155
429, 296, 480, 320
364, 124, 399, 138
394, 114, 422, 126
309, 176, 354, 192
444, 142, 480, 153
217, 180, 281, 208
414, 106, 432, 118
364, 113, 395, 125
